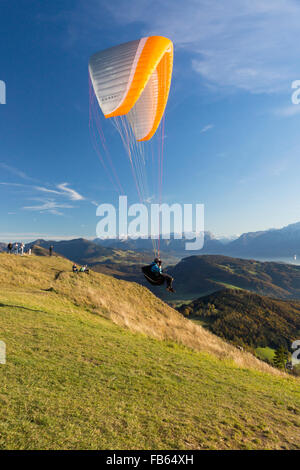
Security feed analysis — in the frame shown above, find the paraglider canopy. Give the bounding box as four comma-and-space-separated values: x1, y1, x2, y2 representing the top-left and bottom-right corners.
88, 36, 173, 260
89, 36, 173, 141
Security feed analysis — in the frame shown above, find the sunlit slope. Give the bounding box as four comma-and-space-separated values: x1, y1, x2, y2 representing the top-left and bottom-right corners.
0, 253, 299, 450
178, 289, 300, 350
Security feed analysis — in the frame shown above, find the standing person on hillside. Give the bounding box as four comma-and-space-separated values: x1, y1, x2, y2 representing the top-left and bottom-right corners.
14, 243, 18, 255
7, 242, 12, 254
20, 242, 25, 256
49, 245, 53, 256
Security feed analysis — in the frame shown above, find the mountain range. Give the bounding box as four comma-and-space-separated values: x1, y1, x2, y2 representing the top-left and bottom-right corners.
223, 222, 300, 258
94, 231, 226, 256
95, 221, 300, 259
2, 220, 300, 260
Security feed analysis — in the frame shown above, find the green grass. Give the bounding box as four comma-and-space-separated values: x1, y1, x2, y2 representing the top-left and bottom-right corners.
212, 281, 244, 290
256, 347, 276, 363
0, 254, 299, 449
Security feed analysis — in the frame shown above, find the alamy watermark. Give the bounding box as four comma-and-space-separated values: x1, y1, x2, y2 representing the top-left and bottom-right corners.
96, 196, 204, 250
0, 80, 6, 104
0, 341, 6, 364
291, 80, 300, 104
291, 340, 300, 366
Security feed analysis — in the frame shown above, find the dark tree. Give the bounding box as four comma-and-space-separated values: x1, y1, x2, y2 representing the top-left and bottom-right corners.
273, 345, 289, 370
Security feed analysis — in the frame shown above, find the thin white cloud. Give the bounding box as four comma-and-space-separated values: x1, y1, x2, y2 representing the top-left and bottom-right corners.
0, 163, 34, 181
0, 160, 84, 202
273, 104, 300, 117
57, 183, 84, 201
0, 179, 85, 215
0, 182, 27, 187
200, 124, 214, 133
35, 183, 84, 200
34, 186, 62, 196
22, 200, 74, 216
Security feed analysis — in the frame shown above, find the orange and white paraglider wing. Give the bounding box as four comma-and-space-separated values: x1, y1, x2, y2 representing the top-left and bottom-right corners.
89, 36, 173, 141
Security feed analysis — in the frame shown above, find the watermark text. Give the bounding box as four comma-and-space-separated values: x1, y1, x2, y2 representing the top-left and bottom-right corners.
0, 80, 6, 104
0, 341, 6, 364
96, 196, 204, 250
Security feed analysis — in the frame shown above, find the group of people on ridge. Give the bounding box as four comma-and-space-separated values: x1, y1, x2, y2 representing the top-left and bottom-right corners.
7, 242, 29, 255
7, 243, 54, 256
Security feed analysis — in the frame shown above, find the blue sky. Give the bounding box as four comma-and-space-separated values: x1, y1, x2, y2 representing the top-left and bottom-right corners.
1, 0, 300, 242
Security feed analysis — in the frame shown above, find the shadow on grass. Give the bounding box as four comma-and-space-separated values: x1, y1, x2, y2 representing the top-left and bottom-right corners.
0, 303, 43, 313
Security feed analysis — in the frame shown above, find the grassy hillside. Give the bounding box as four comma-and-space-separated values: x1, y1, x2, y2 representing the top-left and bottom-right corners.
0, 253, 299, 449
178, 289, 300, 352
256, 347, 276, 363
168, 255, 300, 302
